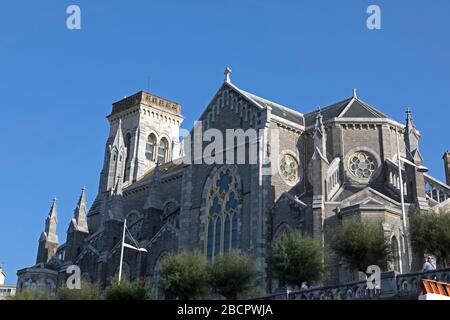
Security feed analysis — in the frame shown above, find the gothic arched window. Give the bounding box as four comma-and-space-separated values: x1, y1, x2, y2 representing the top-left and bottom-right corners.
391, 236, 401, 272
158, 138, 169, 164
204, 166, 240, 260
146, 134, 157, 161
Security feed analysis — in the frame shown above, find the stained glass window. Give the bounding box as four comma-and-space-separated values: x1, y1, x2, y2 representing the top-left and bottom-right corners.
204, 166, 240, 259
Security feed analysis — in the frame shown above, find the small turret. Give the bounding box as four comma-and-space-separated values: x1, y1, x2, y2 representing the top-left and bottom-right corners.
405, 108, 423, 164
313, 109, 327, 159
66, 188, 89, 262
443, 151, 450, 186
403, 108, 428, 209
311, 110, 329, 244
70, 188, 89, 233
36, 198, 59, 264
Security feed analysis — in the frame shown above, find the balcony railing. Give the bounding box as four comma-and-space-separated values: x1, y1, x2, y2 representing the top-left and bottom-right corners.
385, 159, 407, 198
255, 268, 450, 300
424, 174, 450, 204
327, 158, 341, 200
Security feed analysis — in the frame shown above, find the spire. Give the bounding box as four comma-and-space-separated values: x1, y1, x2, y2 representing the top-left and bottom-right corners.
112, 118, 125, 148
71, 187, 89, 233
224, 67, 232, 83
108, 118, 126, 193
36, 198, 59, 264
44, 198, 59, 243
144, 165, 163, 210
352, 88, 357, 99
313, 109, 327, 159
405, 107, 413, 126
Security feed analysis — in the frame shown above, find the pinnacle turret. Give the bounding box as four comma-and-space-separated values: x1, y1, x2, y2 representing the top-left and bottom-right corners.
36, 198, 59, 264
70, 188, 89, 233
313, 109, 327, 159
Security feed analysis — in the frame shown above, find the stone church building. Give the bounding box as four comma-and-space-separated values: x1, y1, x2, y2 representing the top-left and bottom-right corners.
17, 69, 450, 296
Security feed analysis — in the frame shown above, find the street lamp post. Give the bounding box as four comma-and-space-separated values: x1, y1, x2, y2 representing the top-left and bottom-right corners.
396, 129, 410, 273
118, 218, 148, 284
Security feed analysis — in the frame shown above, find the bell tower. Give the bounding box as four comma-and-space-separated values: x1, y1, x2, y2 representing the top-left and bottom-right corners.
99, 91, 184, 193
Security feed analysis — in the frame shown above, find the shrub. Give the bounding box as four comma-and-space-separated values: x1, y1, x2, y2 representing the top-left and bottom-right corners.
332, 219, 391, 273
57, 281, 103, 300
207, 250, 256, 300
411, 211, 450, 267
8, 289, 54, 300
271, 232, 325, 287
158, 250, 209, 300
105, 278, 151, 300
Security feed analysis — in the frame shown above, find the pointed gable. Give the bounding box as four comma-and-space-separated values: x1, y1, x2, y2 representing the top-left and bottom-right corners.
340, 187, 401, 208
206, 77, 304, 126
305, 95, 393, 127
339, 98, 389, 119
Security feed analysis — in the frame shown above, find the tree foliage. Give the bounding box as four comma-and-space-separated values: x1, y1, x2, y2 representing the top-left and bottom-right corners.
271, 232, 325, 287
158, 250, 210, 300
105, 278, 151, 300
411, 211, 450, 267
331, 219, 391, 273
207, 250, 256, 300
7, 290, 54, 300
57, 281, 103, 300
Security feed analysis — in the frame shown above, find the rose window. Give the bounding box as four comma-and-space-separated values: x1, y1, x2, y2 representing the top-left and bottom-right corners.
279, 154, 299, 184
348, 152, 376, 179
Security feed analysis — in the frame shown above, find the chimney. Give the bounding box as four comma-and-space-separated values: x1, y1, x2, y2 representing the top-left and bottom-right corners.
444, 151, 450, 186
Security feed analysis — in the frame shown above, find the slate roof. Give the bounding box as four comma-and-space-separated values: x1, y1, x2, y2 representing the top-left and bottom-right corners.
227, 82, 305, 126
126, 161, 184, 190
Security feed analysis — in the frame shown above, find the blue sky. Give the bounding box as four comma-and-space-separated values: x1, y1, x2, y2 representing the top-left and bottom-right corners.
0, 0, 449, 283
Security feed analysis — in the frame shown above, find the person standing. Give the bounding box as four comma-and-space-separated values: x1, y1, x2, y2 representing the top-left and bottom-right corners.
421, 256, 436, 272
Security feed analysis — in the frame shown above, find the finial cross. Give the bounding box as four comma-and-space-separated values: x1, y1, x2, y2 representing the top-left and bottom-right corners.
224, 67, 232, 83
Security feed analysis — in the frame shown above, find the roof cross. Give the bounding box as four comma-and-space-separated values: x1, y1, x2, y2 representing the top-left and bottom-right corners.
224, 67, 232, 83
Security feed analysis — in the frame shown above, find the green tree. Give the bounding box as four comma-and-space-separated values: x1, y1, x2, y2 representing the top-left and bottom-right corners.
207, 250, 256, 300
271, 232, 325, 287
105, 278, 151, 300
332, 219, 391, 273
56, 281, 103, 300
158, 250, 209, 300
411, 211, 450, 267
